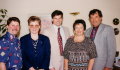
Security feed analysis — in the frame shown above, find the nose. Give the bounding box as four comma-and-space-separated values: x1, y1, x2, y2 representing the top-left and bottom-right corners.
92, 18, 96, 23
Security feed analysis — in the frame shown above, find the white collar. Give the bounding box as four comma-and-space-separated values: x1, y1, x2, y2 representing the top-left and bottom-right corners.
53, 24, 62, 29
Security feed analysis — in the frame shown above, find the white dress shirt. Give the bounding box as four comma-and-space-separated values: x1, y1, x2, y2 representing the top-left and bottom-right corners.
52, 24, 66, 49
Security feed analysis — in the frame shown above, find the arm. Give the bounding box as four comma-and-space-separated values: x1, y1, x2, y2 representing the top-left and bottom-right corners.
29, 67, 35, 70
88, 39, 97, 70
103, 67, 112, 70
20, 38, 33, 70
105, 27, 116, 68
88, 58, 95, 70
0, 62, 6, 70
64, 59, 68, 70
42, 30, 55, 70
63, 39, 70, 70
42, 37, 51, 70
0, 38, 10, 70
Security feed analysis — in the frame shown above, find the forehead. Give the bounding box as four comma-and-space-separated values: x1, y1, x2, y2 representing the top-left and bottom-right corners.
9, 21, 20, 25
75, 24, 84, 27
29, 21, 39, 25
53, 15, 62, 18
90, 12, 99, 17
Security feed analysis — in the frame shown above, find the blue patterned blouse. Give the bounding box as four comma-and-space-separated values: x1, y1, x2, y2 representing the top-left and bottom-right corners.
0, 32, 22, 70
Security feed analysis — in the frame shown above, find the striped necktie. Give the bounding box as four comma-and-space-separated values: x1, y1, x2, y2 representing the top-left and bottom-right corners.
57, 28, 63, 55
90, 27, 98, 41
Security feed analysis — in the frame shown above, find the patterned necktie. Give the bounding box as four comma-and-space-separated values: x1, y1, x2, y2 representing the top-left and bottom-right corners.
90, 27, 97, 41
57, 28, 63, 55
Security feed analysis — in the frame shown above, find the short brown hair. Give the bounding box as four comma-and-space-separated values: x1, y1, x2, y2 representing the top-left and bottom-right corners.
28, 16, 41, 25
7, 17, 20, 25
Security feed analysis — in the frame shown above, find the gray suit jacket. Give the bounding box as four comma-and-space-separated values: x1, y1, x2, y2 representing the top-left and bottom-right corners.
85, 24, 116, 70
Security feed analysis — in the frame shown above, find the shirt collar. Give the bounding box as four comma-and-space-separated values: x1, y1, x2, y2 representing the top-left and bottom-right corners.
52, 24, 63, 33
53, 24, 62, 29
6, 32, 17, 41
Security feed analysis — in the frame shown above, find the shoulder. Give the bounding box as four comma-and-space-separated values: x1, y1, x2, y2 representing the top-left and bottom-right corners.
85, 37, 91, 40
85, 27, 92, 33
85, 27, 92, 37
39, 34, 49, 40
62, 26, 69, 30
0, 34, 9, 43
100, 24, 114, 34
101, 24, 113, 29
0, 35, 10, 47
62, 26, 70, 35
0, 35, 6, 41
85, 37, 93, 44
20, 34, 30, 41
66, 37, 73, 43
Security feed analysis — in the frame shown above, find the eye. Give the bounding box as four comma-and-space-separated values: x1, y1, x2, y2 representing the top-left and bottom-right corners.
29, 25, 34, 27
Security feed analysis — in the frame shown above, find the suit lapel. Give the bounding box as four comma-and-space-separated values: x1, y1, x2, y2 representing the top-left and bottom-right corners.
27, 34, 35, 54
94, 24, 104, 41
62, 27, 67, 40
87, 28, 92, 37
51, 25, 57, 37
62, 26, 69, 40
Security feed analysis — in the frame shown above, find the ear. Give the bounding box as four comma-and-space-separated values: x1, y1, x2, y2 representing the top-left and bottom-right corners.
39, 25, 41, 29
28, 25, 31, 29
100, 17, 102, 21
6, 25, 9, 29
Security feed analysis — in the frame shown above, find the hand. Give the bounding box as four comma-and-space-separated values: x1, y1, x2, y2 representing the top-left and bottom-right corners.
50, 67, 55, 70
29, 67, 35, 70
0, 62, 6, 70
103, 67, 111, 70
64, 68, 68, 70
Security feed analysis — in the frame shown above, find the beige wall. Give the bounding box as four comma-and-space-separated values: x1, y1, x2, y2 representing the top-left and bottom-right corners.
0, 0, 120, 55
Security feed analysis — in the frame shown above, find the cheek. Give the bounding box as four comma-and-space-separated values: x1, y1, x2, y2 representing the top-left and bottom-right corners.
16, 26, 20, 30
90, 19, 93, 22
29, 28, 33, 31
60, 19, 63, 22
9, 26, 14, 30
52, 20, 56, 23
75, 29, 80, 33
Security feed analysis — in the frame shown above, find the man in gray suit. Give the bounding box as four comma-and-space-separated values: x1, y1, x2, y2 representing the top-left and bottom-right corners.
85, 9, 116, 70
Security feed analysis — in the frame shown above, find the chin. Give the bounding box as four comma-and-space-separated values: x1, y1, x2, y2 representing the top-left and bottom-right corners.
31, 32, 38, 34
11, 32, 18, 35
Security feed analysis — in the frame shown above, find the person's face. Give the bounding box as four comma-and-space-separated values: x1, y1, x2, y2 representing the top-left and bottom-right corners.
29, 21, 40, 34
89, 12, 102, 27
7, 21, 20, 35
74, 24, 84, 36
52, 15, 63, 26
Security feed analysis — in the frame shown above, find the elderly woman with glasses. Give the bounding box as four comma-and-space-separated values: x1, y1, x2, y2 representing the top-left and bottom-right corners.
20, 16, 51, 70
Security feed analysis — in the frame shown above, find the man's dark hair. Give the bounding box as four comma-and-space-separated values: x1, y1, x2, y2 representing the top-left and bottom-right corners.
7, 17, 20, 25
51, 10, 63, 18
89, 9, 103, 18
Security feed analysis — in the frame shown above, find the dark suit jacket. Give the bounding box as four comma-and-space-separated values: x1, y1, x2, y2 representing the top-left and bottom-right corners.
20, 34, 51, 70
